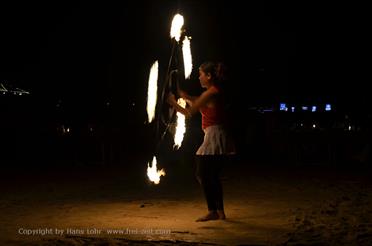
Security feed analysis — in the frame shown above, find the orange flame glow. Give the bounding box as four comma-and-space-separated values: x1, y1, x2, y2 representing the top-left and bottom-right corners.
146, 61, 158, 123
174, 98, 186, 149
182, 36, 193, 79
170, 14, 184, 42
147, 156, 165, 185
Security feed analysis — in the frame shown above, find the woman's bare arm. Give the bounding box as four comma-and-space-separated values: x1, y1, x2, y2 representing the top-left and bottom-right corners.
178, 90, 198, 106
187, 86, 218, 115
168, 86, 218, 117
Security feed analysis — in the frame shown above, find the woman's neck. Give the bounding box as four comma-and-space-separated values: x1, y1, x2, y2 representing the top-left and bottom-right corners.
205, 82, 214, 89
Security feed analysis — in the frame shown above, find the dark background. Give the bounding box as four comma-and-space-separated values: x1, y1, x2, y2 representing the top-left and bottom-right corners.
1, 1, 370, 167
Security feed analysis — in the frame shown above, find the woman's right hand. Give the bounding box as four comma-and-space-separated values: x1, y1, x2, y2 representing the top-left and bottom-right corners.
167, 92, 192, 118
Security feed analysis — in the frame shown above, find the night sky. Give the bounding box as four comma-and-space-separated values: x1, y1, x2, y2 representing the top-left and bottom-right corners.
0, 1, 368, 117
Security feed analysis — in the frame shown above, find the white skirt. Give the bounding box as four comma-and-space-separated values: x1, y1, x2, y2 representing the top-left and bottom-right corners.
196, 125, 236, 155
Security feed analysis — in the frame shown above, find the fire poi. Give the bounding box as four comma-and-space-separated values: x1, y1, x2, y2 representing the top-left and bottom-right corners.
146, 13, 193, 184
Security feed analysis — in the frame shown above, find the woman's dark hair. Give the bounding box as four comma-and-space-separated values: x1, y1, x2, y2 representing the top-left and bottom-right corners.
199, 61, 228, 86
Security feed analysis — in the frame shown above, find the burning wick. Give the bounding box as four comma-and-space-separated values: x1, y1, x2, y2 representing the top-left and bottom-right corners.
182, 36, 193, 79
174, 98, 186, 149
147, 156, 165, 184
146, 61, 158, 123
170, 14, 184, 42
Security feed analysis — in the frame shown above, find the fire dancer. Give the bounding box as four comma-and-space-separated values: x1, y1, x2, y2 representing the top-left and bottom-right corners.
167, 61, 236, 222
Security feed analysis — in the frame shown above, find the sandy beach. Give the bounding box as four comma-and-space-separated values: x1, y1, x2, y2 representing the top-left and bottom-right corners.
1, 157, 371, 245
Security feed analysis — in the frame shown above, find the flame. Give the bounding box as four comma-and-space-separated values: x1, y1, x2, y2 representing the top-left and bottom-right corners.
146, 61, 158, 123
182, 36, 193, 79
174, 98, 186, 149
147, 156, 165, 184
170, 14, 184, 42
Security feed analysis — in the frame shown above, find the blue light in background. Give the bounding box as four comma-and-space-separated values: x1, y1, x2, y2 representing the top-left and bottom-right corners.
279, 103, 288, 111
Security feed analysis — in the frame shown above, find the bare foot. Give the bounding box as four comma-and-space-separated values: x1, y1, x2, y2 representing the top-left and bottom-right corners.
217, 210, 226, 220
195, 211, 219, 222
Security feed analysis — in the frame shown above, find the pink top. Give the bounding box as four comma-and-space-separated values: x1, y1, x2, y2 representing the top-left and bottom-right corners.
199, 86, 225, 129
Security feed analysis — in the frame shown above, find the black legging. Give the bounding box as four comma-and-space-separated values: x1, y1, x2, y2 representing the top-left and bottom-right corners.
195, 155, 224, 211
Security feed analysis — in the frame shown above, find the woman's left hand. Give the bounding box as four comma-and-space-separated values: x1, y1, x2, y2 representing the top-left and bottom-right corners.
177, 89, 188, 99
167, 93, 177, 106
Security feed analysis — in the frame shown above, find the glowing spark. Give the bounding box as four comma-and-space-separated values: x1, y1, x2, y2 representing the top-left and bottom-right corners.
182, 36, 193, 79
170, 14, 184, 42
174, 98, 186, 149
146, 61, 158, 123
147, 156, 165, 184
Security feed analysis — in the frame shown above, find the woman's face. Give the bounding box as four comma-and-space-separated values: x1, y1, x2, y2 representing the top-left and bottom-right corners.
198, 69, 211, 88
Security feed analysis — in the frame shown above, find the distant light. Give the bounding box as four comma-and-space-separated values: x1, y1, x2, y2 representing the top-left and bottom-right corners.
300, 123, 303, 127
66, 128, 70, 133
312, 124, 316, 128
302, 106, 308, 111
311, 106, 317, 112
132, 102, 135, 106
279, 103, 288, 111
106, 102, 110, 106
348, 125, 352, 131
325, 104, 332, 111
291, 107, 295, 112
